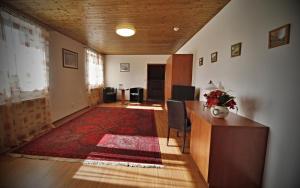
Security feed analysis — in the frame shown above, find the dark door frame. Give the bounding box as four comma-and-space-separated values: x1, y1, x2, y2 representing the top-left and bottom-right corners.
146, 64, 166, 101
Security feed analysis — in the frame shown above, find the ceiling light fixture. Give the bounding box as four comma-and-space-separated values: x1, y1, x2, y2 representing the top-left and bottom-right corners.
116, 24, 136, 37
173, 26, 180, 31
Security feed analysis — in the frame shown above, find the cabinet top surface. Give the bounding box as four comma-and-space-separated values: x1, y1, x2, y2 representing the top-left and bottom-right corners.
185, 101, 268, 128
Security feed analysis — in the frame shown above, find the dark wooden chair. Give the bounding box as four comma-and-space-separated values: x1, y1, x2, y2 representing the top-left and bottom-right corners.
167, 99, 191, 153
103, 87, 117, 103
171, 85, 195, 101
130, 87, 144, 102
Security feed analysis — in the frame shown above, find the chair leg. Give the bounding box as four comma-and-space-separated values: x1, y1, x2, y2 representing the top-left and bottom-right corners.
182, 131, 187, 153
167, 128, 170, 146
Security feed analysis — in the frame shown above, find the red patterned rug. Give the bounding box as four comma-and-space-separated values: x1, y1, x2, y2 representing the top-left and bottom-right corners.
12, 107, 162, 167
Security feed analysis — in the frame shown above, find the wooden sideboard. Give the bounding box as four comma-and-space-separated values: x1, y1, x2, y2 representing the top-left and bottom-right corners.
186, 101, 269, 188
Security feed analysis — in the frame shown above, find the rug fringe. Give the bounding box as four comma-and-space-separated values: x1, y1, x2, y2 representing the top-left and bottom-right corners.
83, 159, 163, 168
8, 153, 164, 168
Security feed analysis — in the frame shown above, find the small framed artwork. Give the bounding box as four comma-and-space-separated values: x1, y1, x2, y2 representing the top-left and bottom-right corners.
211, 52, 218, 63
199, 57, 204, 66
62, 48, 78, 69
268, 24, 290, 49
231, 42, 242, 57
120, 63, 130, 72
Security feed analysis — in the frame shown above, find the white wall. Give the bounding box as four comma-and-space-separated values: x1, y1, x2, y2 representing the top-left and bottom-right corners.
105, 55, 168, 99
177, 0, 300, 187
49, 31, 88, 121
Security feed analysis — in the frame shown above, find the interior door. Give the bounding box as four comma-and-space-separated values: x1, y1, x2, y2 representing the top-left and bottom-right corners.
147, 64, 165, 101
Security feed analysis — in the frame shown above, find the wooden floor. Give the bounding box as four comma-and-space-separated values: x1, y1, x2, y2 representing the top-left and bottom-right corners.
0, 102, 207, 188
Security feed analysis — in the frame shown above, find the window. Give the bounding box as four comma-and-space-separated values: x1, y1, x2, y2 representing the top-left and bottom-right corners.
85, 49, 104, 89
0, 9, 52, 149
0, 10, 49, 103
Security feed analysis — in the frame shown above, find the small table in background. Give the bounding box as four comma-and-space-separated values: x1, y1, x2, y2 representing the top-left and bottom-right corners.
118, 88, 129, 104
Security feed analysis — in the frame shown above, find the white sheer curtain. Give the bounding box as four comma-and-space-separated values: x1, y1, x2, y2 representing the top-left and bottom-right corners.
85, 49, 104, 106
0, 10, 49, 103
0, 8, 51, 151
86, 49, 104, 89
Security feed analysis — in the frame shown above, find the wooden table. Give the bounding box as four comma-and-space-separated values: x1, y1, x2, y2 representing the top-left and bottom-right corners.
185, 101, 269, 188
119, 89, 129, 104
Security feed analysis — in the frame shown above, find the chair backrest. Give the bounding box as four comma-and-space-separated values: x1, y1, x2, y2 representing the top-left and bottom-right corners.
130, 87, 143, 93
167, 100, 187, 131
130, 87, 138, 93
172, 85, 195, 101
103, 87, 115, 93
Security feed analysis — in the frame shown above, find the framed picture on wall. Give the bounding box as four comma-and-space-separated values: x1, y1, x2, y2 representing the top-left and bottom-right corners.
268, 24, 290, 49
199, 57, 204, 66
231, 42, 242, 57
211, 52, 218, 63
62, 48, 78, 69
120, 63, 130, 72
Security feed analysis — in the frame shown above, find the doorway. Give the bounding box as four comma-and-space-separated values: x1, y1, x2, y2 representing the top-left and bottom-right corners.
147, 64, 165, 101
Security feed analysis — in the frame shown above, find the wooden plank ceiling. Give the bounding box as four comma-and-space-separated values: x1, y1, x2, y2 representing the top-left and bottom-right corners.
3, 0, 230, 55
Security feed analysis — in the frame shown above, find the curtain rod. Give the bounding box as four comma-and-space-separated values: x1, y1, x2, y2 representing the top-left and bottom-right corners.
0, 2, 104, 55
0, 3, 51, 31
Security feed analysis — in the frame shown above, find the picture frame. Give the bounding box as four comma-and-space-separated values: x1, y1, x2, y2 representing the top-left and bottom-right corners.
120, 63, 130, 72
268, 24, 290, 49
211, 52, 218, 63
62, 48, 78, 69
231, 42, 242, 57
199, 57, 204, 66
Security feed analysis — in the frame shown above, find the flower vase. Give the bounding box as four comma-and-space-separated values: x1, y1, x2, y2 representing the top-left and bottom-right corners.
210, 106, 229, 118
